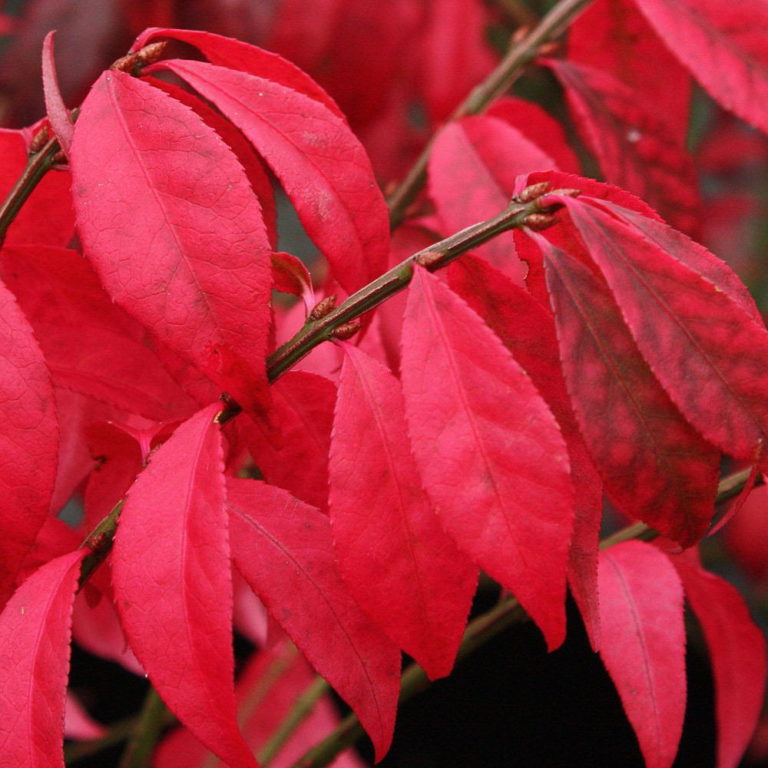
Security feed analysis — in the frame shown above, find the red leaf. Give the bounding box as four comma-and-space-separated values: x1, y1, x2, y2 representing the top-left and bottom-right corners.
141, 75, 278, 249
112, 403, 257, 768
400, 266, 574, 649
563, 197, 768, 460
415, 0, 495, 122
271, 251, 314, 304
446, 254, 603, 642
0, 548, 85, 767
329, 344, 477, 678
532, 235, 719, 545
0, 129, 74, 248
633, 0, 768, 137
152, 58, 390, 295
486, 97, 580, 174
546, 59, 699, 234
41, 31, 73, 156
567, 0, 692, 140
0, 245, 196, 421
0, 278, 58, 606
228, 479, 401, 761
244, 372, 336, 512
133, 27, 344, 118
588, 198, 762, 324
674, 560, 767, 768
428, 115, 555, 280
70, 71, 273, 413
598, 541, 686, 768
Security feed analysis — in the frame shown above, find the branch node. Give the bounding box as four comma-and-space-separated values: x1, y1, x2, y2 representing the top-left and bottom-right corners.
28, 125, 50, 155
414, 250, 445, 268
514, 181, 551, 204
331, 320, 362, 340
523, 212, 559, 231
309, 295, 337, 321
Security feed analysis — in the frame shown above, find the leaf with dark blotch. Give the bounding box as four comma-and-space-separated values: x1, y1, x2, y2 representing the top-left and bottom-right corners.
568, 0, 692, 140
534, 236, 719, 546
228, 479, 401, 761
546, 59, 699, 234
330, 344, 477, 679
633, 0, 768, 137
400, 266, 574, 649
70, 71, 273, 413
564, 197, 768, 460
112, 403, 257, 768
598, 541, 686, 768
0, 548, 85, 767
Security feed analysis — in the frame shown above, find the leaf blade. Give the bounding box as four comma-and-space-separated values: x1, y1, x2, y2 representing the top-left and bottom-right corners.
0, 548, 85, 767
598, 541, 686, 768
400, 266, 574, 649
112, 403, 257, 768
228, 479, 401, 762
70, 71, 273, 412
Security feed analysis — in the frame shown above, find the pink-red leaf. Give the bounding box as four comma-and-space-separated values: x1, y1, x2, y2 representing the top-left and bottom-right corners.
568, 0, 692, 140
563, 197, 768, 459
533, 235, 719, 545
446, 254, 603, 641
486, 97, 580, 174
632, 0, 768, 137
0, 548, 85, 767
674, 560, 767, 768
70, 71, 273, 413
0, 245, 195, 421
112, 403, 256, 768
228, 479, 401, 761
133, 27, 343, 117
598, 541, 686, 768
153, 58, 390, 294
41, 31, 73, 156
400, 266, 574, 649
329, 344, 477, 678
428, 115, 555, 281
0, 277, 58, 606
546, 59, 699, 234
244, 371, 336, 512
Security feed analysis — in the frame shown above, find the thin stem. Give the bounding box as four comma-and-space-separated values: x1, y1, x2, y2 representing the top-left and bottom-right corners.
0, 136, 60, 247
258, 678, 330, 766
267, 195, 550, 381
284, 467, 752, 768
386, 0, 595, 227
116, 688, 169, 768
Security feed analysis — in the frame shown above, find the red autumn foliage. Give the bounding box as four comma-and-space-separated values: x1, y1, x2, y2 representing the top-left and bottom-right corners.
0, 2, 766, 768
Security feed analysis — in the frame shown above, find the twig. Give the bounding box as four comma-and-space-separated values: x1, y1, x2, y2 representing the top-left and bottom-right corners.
284, 467, 753, 768
386, 0, 595, 227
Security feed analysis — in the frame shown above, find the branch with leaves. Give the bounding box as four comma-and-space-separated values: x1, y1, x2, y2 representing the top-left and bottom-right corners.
0, 1, 767, 768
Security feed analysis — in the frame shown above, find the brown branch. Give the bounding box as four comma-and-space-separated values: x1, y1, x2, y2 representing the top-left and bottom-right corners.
386, 0, 595, 227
